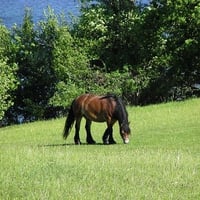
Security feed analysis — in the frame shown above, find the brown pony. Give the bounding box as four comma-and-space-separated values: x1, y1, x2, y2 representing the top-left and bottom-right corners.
63, 94, 131, 144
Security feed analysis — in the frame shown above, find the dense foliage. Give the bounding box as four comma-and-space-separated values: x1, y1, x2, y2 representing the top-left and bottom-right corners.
0, 0, 199, 124
0, 25, 18, 121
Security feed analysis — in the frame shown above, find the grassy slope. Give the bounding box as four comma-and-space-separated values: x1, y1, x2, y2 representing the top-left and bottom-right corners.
0, 98, 200, 199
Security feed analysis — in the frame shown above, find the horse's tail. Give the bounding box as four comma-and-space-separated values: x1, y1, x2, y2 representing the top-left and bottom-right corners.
63, 100, 75, 139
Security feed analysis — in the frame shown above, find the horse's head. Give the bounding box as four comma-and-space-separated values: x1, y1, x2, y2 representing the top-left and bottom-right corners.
120, 122, 131, 144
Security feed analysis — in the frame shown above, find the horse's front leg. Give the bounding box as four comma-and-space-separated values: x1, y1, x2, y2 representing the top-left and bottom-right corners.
74, 117, 82, 144
85, 119, 96, 144
108, 131, 117, 144
102, 126, 112, 144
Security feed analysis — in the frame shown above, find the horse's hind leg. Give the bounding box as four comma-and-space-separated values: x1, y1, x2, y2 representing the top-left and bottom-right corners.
85, 119, 96, 144
74, 117, 82, 144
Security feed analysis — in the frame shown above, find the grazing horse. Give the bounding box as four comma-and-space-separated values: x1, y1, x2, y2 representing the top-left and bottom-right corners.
63, 94, 131, 144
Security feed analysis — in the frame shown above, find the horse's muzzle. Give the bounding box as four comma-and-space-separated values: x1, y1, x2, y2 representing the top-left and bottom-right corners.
124, 138, 129, 144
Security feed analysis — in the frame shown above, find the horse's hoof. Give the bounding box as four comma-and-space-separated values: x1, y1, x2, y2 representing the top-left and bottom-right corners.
87, 140, 96, 145
75, 141, 81, 145
109, 140, 117, 144
103, 140, 109, 145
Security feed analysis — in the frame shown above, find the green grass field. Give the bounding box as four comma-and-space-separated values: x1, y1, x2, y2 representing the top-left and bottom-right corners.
0, 98, 200, 199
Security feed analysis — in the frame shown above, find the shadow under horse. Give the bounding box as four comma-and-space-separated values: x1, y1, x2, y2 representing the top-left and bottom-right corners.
63, 94, 131, 144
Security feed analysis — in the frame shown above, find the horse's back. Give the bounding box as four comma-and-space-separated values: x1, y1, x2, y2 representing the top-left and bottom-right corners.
73, 94, 116, 122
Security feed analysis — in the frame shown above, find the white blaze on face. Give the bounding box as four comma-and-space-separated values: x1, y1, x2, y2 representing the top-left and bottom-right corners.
121, 130, 130, 144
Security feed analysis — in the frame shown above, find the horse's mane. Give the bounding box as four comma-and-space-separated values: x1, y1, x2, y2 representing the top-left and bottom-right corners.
101, 93, 118, 100
100, 94, 128, 122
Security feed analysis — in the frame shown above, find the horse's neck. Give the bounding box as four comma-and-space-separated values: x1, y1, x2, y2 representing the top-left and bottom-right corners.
116, 105, 128, 125
118, 116, 128, 126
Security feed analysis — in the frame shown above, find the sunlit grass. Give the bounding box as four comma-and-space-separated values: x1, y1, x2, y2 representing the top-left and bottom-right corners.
0, 98, 200, 199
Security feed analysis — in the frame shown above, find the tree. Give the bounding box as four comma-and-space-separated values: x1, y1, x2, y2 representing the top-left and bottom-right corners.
49, 24, 89, 107
138, 0, 200, 102
164, 0, 200, 90
0, 25, 18, 121
7, 8, 59, 122
50, 14, 133, 107
75, 0, 141, 71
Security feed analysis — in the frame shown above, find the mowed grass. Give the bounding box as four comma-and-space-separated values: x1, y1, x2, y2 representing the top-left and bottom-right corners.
0, 98, 200, 200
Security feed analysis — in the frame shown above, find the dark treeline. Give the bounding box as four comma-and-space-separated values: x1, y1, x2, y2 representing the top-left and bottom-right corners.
0, 0, 200, 125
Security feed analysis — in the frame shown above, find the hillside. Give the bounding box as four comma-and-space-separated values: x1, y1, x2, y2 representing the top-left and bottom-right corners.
0, 98, 200, 199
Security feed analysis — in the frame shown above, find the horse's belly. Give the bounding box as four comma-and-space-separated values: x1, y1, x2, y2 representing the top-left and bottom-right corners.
83, 112, 106, 122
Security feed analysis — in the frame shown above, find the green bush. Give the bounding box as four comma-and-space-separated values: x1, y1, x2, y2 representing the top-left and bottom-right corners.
0, 59, 18, 120
0, 24, 18, 120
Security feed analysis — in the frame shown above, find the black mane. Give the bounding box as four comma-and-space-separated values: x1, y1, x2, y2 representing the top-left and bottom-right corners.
100, 93, 118, 100
115, 97, 128, 122
101, 94, 129, 124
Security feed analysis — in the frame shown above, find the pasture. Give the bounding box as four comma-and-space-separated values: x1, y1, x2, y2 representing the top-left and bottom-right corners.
0, 98, 200, 199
